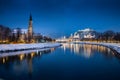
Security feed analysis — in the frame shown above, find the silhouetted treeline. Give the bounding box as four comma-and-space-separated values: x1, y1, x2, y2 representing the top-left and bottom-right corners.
34, 33, 53, 43
0, 25, 11, 43
96, 30, 120, 42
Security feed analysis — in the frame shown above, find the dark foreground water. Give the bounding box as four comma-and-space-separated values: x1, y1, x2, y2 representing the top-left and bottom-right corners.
0, 43, 120, 80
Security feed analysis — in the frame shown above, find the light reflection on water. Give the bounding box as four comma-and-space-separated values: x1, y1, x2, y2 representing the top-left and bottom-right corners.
61, 43, 116, 58
0, 48, 55, 64
0, 44, 120, 80
0, 48, 55, 80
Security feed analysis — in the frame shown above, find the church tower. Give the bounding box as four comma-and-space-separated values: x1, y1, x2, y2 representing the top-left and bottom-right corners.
28, 14, 33, 42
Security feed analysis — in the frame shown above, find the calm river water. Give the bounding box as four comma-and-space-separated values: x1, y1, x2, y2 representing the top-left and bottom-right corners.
0, 43, 120, 80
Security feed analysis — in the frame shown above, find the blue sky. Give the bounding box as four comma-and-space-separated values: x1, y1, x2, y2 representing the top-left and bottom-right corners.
0, 0, 120, 38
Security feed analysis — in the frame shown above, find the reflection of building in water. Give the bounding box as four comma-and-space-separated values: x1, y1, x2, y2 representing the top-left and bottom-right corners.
0, 48, 55, 76
61, 43, 115, 58
0, 49, 54, 64
83, 44, 92, 58
61, 43, 93, 58
28, 58, 32, 77
19, 54, 25, 61
2, 58, 5, 63
27, 52, 34, 76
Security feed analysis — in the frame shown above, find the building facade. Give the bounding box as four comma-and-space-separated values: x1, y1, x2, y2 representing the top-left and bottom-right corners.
28, 14, 33, 42
72, 28, 98, 40
12, 14, 34, 43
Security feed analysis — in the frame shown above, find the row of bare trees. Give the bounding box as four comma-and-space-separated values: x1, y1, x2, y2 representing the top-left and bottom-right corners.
34, 33, 53, 43
97, 30, 120, 42
0, 25, 11, 43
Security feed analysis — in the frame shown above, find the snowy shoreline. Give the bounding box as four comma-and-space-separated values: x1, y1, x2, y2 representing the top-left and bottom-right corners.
0, 48, 52, 58
71, 41, 120, 54
0, 43, 61, 52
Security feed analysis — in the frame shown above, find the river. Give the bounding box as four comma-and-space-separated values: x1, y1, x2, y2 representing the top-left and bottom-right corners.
0, 43, 120, 80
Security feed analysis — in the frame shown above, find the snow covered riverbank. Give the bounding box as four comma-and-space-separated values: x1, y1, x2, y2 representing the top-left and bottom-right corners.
0, 43, 61, 52
0, 48, 52, 58
72, 42, 120, 54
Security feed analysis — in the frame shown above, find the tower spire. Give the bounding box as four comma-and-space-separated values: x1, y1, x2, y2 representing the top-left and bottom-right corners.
28, 13, 33, 42
29, 13, 32, 21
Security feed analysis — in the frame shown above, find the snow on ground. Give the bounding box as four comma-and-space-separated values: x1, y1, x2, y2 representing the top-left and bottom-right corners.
0, 43, 61, 52
72, 41, 120, 54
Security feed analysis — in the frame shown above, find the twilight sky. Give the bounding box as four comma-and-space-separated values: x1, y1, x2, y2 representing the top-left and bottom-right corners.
0, 0, 120, 38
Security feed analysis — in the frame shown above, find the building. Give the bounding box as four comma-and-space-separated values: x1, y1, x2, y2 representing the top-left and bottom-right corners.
12, 28, 27, 42
28, 14, 33, 42
11, 14, 34, 43
72, 28, 98, 40
56, 36, 70, 42
11, 14, 53, 43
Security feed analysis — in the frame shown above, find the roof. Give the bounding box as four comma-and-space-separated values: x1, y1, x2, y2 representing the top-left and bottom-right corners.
78, 28, 94, 32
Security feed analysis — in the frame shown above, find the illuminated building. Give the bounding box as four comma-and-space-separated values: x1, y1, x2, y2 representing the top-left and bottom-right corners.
28, 14, 33, 42
12, 14, 34, 43
73, 28, 98, 40
12, 28, 27, 42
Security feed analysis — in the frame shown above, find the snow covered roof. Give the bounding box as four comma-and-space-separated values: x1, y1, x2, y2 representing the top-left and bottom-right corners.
21, 29, 27, 34
78, 28, 94, 32
12, 28, 27, 34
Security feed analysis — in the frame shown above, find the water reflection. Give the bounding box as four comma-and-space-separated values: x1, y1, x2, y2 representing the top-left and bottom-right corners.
61, 43, 117, 58
0, 48, 55, 64
0, 48, 56, 80
0, 44, 120, 80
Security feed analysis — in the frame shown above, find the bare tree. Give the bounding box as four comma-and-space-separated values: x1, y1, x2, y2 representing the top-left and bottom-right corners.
103, 30, 115, 42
